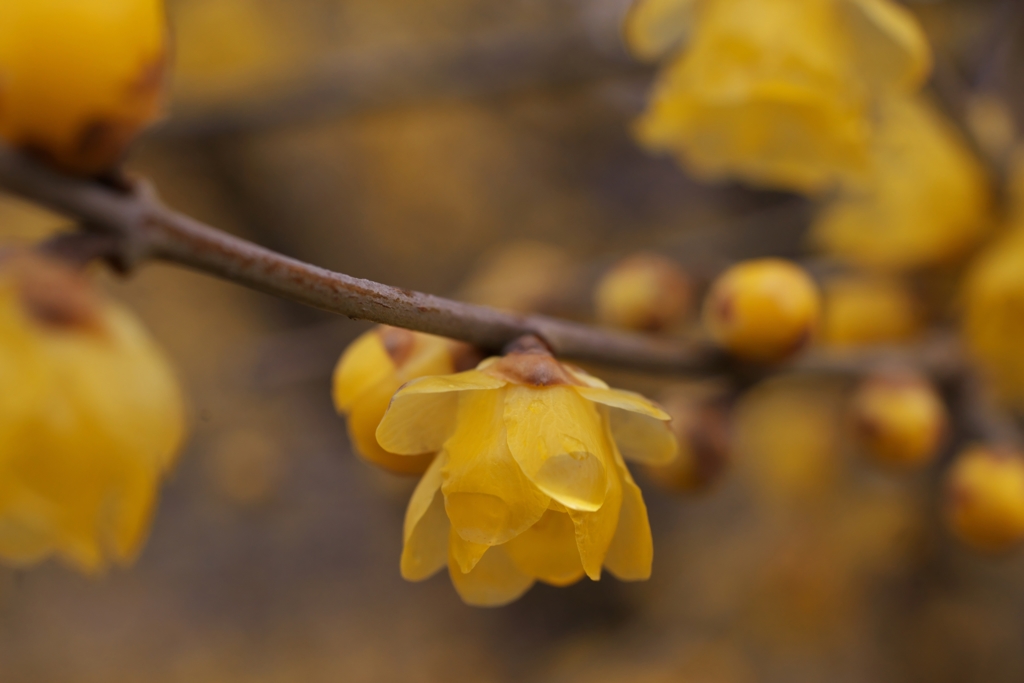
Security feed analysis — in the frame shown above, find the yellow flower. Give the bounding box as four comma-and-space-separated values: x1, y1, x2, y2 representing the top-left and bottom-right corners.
375, 343, 676, 606
630, 0, 931, 194
333, 326, 478, 475
812, 95, 991, 270
820, 274, 921, 347
0, 253, 185, 572
962, 228, 1024, 407
0, 0, 167, 174
945, 447, 1024, 552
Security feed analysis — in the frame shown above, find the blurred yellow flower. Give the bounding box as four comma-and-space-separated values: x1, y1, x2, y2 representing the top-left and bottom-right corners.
376, 342, 676, 606
820, 274, 921, 347
0, 0, 167, 174
333, 326, 478, 475
812, 95, 991, 270
630, 0, 931, 193
0, 253, 185, 572
945, 447, 1024, 552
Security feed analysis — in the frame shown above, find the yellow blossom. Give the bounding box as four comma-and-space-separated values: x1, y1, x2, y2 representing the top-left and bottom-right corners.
945, 447, 1024, 552
630, 0, 931, 193
0, 0, 167, 175
375, 342, 676, 606
0, 253, 185, 572
812, 95, 991, 270
332, 326, 478, 475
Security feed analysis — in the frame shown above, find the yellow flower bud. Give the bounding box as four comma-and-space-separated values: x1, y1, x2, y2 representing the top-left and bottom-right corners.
703, 259, 820, 362
376, 340, 676, 606
0, 0, 167, 174
0, 253, 186, 572
642, 388, 729, 494
945, 447, 1024, 552
594, 253, 692, 332
332, 326, 479, 475
820, 274, 920, 347
850, 373, 946, 469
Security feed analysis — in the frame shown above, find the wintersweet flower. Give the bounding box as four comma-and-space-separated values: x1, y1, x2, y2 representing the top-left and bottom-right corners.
375, 340, 677, 606
629, 0, 931, 193
333, 326, 479, 475
0, 252, 185, 572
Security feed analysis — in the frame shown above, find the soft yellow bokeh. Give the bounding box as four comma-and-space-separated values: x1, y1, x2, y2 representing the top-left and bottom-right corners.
333, 326, 474, 475
850, 374, 946, 469
375, 347, 676, 606
630, 0, 931, 194
0, 0, 166, 174
594, 252, 692, 332
812, 95, 991, 270
0, 253, 186, 573
945, 447, 1024, 552
820, 274, 921, 347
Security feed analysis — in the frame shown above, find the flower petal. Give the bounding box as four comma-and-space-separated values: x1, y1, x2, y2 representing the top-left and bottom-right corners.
400, 454, 449, 581
624, 0, 698, 62
576, 387, 678, 465
442, 389, 550, 545
841, 0, 932, 91
449, 526, 490, 574
332, 330, 394, 412
567, 424, 624, 580
348, 383, 436, 473
603, 455, 653, 581
377, 370, 505, 455
504, 386, 610, 511
448, 543, 535, 607
505, 509, 585, 587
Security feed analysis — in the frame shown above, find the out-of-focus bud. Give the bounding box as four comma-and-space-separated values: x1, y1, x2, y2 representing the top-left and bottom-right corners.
945, 447, 1024, 552
332, 326, 480, 475
458, 241, 582, 315
703, 259, 820, 362
643, 387, 729, 494
0, 0, 167, 174
0, 252, 186, 572
966, 93, 1017, 165
821, 274, 920, 347
850, 373, 946, 469
594, 253, 692, 333
206, 429, 284, 506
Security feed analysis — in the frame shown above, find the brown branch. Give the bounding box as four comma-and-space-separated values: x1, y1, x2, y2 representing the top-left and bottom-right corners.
0, 142, 724, 373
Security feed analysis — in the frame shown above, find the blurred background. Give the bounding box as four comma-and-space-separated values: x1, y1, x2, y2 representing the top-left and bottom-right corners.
3, 0, 1024, 681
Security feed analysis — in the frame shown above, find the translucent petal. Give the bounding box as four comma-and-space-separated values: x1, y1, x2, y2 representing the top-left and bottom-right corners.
505, 509, 585, 587
564, 365, 610, 389
504, 386, 610, 511
448, 543, 535, 607
331, 330, 394, 412
401, 455, 449, 581
377, 371, 503, 455
624, 0, 698, 61
568, 425, 623, 580
449, 527, 490, 574
576, 387, 677, 465
842, 0, 932, 91
442, 389, 550, 545
603, 456, 654, 581
348, 383, 435, 473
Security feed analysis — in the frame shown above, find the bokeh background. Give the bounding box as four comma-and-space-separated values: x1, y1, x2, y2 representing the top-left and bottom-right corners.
3, 0, 1024, 681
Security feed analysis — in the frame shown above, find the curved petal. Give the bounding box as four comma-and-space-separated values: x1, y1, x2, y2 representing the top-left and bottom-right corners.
348, 383, 436, 473
564, 365, 610, 389
504, 386, 610, 511
442, 389, 550, 545
624, 0, 698, 62
332, 331, 393, 412
603, 455, 653, 581
505, 509, 585, 587
400, 454, 449, 581
377, 371, 505, 455
841, 0, 932, 91
568, 459, 622, 581
576, 387, 678, 465
449, 527, 490, 574
448, 543, 535, 607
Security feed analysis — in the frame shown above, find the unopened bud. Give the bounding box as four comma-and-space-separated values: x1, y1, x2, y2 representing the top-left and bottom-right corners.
595, 253, 692, 332
851, 373, 946, 469
946, 447, 1024, 552
643, 389, 729, 494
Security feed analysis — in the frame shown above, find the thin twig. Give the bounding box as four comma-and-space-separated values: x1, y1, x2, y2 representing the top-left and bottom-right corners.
0, 142, 723, 373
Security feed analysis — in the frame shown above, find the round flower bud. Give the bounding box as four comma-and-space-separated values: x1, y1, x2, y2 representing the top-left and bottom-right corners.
594, 253, 692, 332
946, 447, 1024, 552
702, 259, 820, 362
0, 252, 186, 572
821, 274, 921, 348
850, 373, 946, 469
0, 0, 168, 174
643, 389, 729, 494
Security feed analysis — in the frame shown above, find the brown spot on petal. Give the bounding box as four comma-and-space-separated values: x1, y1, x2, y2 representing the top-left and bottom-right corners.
377, 326, 416, 367
487, 350, 583, 387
